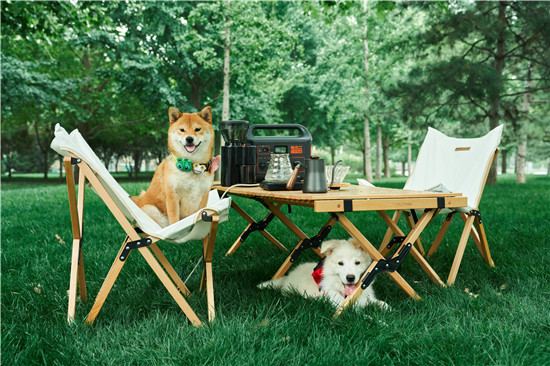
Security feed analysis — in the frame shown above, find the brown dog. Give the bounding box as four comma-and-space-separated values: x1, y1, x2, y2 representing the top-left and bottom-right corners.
131, 106, 220, 227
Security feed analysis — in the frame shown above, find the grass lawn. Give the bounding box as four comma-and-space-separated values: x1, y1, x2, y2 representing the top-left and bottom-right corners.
1, 174, 549, 365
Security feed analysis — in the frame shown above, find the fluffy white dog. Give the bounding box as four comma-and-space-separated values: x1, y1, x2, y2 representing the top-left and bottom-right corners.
258, 238, 389, 309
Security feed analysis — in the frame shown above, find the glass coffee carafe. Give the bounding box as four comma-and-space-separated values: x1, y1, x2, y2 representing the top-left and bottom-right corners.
264, 153, 293, 183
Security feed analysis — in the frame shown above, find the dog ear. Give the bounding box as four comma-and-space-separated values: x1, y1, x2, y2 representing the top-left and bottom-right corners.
169, 107, 182, 124
320, 240, 340, 256
199, 106, 212, 124
349, 238, 365, 252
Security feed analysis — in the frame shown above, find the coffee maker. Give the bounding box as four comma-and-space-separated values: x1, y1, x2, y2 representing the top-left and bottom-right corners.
220, 120, 257, 186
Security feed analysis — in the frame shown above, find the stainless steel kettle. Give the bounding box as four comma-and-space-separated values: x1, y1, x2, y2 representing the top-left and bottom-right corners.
286, 156, 333, 193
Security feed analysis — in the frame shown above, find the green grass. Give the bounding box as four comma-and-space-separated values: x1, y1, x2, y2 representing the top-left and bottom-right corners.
2, 174, 550, 365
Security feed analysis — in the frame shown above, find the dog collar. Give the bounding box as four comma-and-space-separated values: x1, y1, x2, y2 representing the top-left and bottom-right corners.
172, 154, 211, 174
311, 258, 347, 299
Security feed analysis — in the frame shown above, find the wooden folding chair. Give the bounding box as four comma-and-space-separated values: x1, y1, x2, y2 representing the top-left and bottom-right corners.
375, 125, 503, 286
51, 124, 231, 326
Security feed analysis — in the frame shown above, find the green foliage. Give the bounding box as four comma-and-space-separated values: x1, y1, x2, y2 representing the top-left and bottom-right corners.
1, 1, 549, 177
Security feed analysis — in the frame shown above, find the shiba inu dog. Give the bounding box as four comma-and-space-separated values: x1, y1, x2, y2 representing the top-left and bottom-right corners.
258, 238, 389, 309
131, 106, 220, 227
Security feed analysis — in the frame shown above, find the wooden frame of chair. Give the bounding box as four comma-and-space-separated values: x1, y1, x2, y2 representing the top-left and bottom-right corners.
379, 149, 499, 286
63, 156, 219, 326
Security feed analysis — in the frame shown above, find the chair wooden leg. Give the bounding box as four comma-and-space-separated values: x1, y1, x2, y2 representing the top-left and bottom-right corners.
404, 211, 426, 256
427, 212, 455, 259
138, 246, 202, 327
447, 215, 476, 286
474, 215, 494, 267
68, 238, 82, 323
77, 247, 87, 302
76, 169, 87, 302
459, 213, 484, 256
149, 243, 190, 297
86, 238, 131, 325
65, 157, 87, 323
200, 217, 219, 322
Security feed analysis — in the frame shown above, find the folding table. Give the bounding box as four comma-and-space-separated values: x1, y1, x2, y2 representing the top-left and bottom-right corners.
216, 184, 467, 315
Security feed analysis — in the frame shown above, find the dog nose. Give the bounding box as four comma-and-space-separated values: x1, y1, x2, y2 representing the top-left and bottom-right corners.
186, 136, 194, 144
346, 275, 355, 283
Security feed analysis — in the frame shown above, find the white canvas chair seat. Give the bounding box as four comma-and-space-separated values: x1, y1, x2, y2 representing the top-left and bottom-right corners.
51, 124, 231, 326
51, 124, 230, 243
373, 125, 502, 285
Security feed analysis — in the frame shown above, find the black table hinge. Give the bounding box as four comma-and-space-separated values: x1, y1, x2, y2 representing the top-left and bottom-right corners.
386, 235, 405, 250
290, 225, 333, 262
71, 157, 82, 165
410, 209, 419, 224
469, 210, 482, 223
119, 237, 153, 261
360, 242, 412, 290
239, 213, 275, 243
445, 212, 456, 221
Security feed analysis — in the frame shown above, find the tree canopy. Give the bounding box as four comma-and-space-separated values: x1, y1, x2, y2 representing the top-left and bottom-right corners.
2, 0, 549, 181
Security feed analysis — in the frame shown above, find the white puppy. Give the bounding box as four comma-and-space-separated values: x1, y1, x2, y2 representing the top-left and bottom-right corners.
258, 238, 389, 309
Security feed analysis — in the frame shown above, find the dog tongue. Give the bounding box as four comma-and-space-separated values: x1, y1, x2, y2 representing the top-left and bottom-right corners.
185, 145, 196, 153
344, 284, 356, 296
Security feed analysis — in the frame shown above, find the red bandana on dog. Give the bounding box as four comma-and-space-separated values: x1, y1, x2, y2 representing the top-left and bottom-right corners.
311, 258, 351, 298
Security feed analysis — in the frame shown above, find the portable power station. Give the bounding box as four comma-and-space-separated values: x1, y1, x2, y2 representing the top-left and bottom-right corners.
245, 124, 312, 182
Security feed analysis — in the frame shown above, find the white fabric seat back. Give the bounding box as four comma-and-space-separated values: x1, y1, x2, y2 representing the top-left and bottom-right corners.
50, 124, 230, 243
404, 125, 503, 213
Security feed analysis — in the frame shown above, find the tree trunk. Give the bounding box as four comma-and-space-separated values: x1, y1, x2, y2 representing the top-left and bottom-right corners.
487, 0, 508, 185
407, 136, 412, 176
133, 152, 142, 179
401, 161, 406, 176
383, 134, 390, 178
190, 78, 202, 110
375, 125, 382, 180
361, 0, 373, 182
218, 0, 231, 182
516, 64, 532, 184
501, 149, 507, 174
59, 156, 64, 182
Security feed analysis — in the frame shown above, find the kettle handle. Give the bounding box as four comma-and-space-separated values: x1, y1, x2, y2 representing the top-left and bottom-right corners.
328, 160, 343, 189
286, 162, 303, 190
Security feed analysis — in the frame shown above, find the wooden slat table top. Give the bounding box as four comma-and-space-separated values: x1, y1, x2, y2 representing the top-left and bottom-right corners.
215, 184, 465, 208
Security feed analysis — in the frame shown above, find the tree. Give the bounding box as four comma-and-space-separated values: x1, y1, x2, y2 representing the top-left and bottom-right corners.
398, 1, 550, 184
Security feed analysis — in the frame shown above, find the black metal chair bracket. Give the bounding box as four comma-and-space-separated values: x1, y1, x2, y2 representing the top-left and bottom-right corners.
361, 242, 412, 290
290, 225, 333, 263
201, 211, 213, 222
119, 237, 153, 261
469, 210, 482, 223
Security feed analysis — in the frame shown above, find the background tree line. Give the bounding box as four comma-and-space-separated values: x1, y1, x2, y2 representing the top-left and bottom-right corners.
2, 0, 549, 183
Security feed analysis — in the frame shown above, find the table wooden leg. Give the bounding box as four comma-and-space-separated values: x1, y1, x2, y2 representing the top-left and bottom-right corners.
271, 216, 336, 280
379, 210, 402, 255
378, 210, 444, 286
334, 213, 419, 300
225, 200, 286, 256
404, 211, 426, 256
